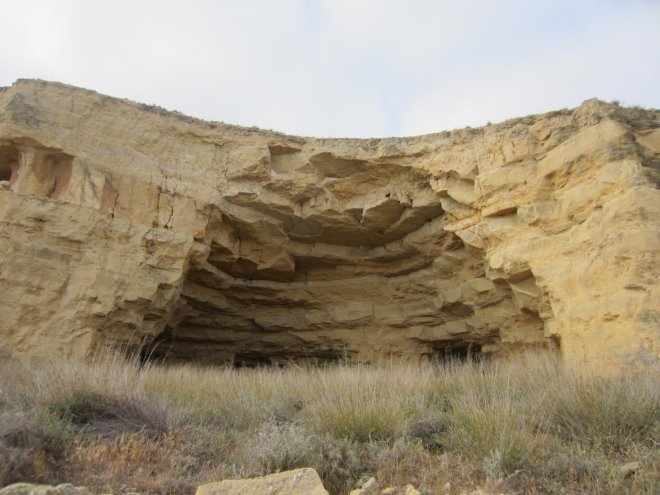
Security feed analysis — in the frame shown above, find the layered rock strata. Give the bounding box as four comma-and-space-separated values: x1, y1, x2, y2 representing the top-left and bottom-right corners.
0, 80, 658, 367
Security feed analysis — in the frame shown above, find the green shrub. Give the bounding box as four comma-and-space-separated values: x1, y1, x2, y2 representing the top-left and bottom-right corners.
405, 415, 446, 450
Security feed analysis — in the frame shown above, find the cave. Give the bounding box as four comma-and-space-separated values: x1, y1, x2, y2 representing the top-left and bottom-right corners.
131, 150, 551, 366
0, 121, 553, 369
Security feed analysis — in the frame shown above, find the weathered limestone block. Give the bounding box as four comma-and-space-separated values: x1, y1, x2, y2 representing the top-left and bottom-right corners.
0, 80, 658, 369
195, 468, 328, 495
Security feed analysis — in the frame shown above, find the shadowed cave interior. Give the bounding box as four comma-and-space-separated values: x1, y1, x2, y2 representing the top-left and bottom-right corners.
133, 151, 552, 366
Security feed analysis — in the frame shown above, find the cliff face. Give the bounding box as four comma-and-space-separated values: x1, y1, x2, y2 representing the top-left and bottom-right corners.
0, 80, 658, 367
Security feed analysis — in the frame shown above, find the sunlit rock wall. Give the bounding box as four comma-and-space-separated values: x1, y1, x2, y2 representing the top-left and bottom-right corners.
0, 80, 658, 368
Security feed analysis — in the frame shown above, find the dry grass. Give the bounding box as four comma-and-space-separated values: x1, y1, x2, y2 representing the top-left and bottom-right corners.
0, 349, 658, 494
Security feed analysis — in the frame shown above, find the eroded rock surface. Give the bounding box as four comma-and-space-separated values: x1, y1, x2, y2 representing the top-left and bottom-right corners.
195, 468, 328, 495
0, 80, 658, 367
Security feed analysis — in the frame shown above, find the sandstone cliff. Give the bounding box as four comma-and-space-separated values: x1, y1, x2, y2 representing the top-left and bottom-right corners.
0, 80, 658, 367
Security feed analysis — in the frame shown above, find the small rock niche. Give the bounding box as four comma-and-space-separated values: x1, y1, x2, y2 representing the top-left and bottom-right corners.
0, 145, 19, 187
0, 143, 75, 199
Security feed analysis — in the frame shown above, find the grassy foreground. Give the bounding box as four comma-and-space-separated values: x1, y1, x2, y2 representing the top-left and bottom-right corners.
0, 350, 658, 494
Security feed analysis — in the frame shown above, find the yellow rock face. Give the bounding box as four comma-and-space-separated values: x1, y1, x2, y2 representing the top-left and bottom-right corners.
0, 80, 658, 369
195, 468, 328, 495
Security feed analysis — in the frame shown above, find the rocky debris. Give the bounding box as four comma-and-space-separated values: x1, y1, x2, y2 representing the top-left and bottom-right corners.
0, 485, 91, 495
350, 478, 422, 495
0, 81, 658, 368
0, 479, 515, 495
0, 476, 426, 495
195, 468, 328, 495
350, 477, 377, 495
403, 486, 420, 495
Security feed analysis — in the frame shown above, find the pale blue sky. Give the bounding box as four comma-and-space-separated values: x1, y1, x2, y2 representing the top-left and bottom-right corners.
1, 1, 658, 137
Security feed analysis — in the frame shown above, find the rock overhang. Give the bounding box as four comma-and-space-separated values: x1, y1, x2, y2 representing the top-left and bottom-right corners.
0, 80, 658, 368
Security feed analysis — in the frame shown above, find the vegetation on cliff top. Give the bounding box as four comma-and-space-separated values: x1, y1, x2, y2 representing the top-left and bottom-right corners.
1, 350, 658, 494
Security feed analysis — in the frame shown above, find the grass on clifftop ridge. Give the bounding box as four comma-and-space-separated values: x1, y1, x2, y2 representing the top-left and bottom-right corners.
0, 349, 658, 495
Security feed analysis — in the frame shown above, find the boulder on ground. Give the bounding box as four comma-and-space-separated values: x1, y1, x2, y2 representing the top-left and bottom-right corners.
195, 468, 328, 495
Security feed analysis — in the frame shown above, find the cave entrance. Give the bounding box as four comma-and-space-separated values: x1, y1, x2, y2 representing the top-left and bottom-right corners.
137, 321, 353, 368
234, 353, 277, 368
431, 341, 485, 363
232, 349, 349, 368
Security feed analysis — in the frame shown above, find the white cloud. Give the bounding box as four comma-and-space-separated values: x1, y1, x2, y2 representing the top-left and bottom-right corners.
399, 1, 660, 133
0, 1, 658, 137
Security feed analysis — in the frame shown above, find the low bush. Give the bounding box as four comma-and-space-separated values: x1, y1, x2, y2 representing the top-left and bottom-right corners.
237, 420, 319, 474
0, 410, 70, 485
48, 390, 169, 438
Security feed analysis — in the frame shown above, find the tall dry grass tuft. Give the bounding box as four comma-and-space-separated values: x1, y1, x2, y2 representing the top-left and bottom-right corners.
7, 350, 169, 437
544, 367, 659, 452
303, 363, 434, 442
0, 349, 658, 494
